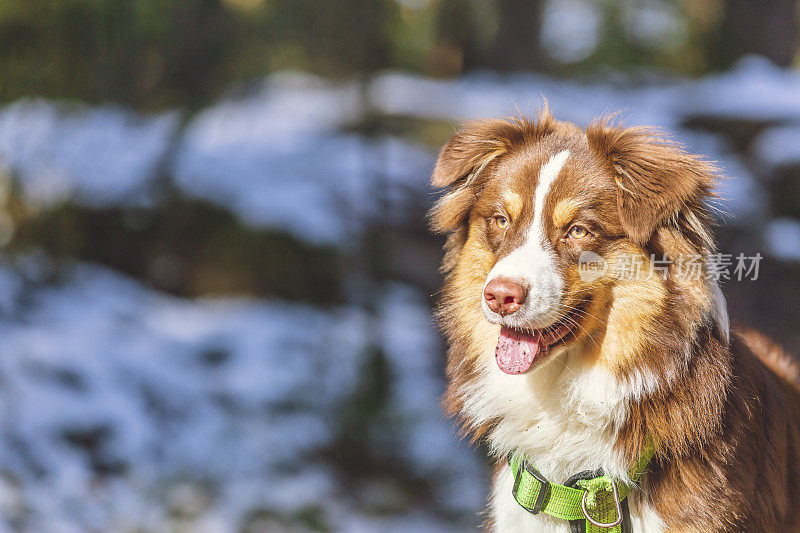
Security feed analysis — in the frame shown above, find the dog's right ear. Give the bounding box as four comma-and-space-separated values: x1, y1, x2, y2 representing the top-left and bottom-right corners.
429, 120, 517, 233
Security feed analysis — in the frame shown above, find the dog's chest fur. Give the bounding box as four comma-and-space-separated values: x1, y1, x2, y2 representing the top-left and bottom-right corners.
461, 336, 666, 531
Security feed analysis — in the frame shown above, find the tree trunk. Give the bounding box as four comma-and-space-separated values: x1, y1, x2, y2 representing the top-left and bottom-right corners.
714, 0, 799, 68
488, 0, 546, 71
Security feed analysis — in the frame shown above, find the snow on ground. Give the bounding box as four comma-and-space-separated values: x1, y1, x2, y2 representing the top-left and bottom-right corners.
1, 58, 799, 244
370, 56, 800, 127
765, 218, 800, 262
0, 260, 483, 532
369, 69, 684, 127
0, 100, 180, 208
173, 130, 434, 244
171, 72, 436, 244
752, 123, 800, 170
682, 56, 800, 122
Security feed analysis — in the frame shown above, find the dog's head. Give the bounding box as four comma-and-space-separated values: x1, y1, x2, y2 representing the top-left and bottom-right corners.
431, 110, 718, 377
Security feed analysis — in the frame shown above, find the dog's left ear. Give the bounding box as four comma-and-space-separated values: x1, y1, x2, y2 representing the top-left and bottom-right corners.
587, 121, 716, 245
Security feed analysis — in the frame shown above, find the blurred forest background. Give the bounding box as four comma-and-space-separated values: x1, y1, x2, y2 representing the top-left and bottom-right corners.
0, 1, 799, 532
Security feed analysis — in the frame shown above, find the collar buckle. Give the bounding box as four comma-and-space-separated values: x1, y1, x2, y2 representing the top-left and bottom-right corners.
580, 479, 623, 528
509, 456, 549, 515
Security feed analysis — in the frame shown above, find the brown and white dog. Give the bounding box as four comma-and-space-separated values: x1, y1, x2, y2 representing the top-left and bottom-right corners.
430, 108, 800, 532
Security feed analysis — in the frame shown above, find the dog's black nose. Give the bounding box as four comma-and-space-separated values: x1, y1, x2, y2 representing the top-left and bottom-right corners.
484, 278, 527, 316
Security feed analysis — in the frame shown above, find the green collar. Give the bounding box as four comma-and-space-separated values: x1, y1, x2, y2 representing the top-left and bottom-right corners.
508, 441, 655, 532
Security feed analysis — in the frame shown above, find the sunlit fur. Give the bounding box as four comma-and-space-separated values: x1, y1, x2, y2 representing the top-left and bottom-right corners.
430, 109, 800, 531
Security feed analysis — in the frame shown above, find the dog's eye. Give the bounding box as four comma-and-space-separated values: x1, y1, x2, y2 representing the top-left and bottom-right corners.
568, 225, 589, 239
494, 215, 509, 229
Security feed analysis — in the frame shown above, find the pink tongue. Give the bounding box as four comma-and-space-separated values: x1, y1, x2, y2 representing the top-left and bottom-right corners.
495, 327, 541, 374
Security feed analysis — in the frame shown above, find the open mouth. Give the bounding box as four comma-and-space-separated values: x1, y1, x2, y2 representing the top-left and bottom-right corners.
494, 299, 588, 375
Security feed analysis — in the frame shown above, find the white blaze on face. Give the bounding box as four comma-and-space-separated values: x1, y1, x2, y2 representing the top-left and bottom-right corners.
483, 150, 570, 329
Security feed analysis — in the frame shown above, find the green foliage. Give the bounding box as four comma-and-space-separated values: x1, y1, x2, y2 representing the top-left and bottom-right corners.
0, 0, 235, 109
265, 0, 399, 75
1, 0, 798, 109
0, 0, 400, 109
